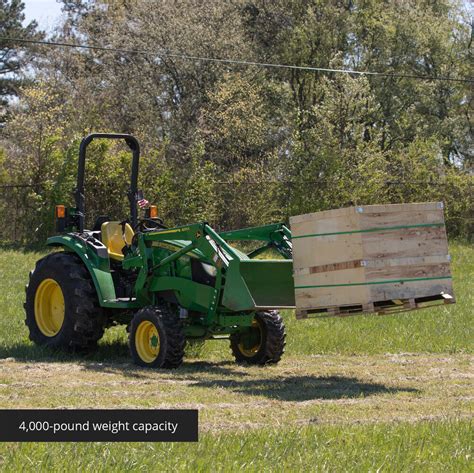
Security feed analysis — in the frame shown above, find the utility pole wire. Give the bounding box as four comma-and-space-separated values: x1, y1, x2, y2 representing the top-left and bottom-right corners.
0, 179, 470, 188
2, 37, 473, 84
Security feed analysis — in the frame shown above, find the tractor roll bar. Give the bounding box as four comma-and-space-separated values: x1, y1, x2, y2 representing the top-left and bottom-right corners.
75, 133, 140, 232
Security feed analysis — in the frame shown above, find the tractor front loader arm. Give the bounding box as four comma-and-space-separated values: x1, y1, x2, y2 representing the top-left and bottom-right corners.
129, 223, 295, 317
219, 223, 293, 259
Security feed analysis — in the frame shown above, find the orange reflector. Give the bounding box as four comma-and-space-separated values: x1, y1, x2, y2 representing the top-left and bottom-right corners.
149, 205, 158, 218
55, 205, 66, 218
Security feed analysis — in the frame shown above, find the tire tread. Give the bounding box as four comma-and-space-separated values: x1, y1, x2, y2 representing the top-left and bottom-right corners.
230, 310, 286, 365
25, 252, 106, 351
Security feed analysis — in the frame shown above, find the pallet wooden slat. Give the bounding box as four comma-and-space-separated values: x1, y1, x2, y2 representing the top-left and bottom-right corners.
290, 202, 455, 318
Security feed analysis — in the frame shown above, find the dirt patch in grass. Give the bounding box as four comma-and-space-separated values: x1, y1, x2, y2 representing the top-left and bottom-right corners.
0, 353, 471, 432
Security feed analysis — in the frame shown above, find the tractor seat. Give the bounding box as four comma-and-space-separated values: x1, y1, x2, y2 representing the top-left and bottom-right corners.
101, 221, 134, 261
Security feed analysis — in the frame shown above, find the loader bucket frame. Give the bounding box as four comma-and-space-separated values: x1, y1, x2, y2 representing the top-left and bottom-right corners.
222, 259, 295, 311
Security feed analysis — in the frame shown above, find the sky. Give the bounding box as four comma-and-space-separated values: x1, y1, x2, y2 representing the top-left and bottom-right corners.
23, 0, 63, 31
22, 0, 474, 32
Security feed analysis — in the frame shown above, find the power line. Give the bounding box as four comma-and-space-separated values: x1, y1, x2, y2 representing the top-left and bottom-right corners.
1, 178, 471, 189
2, 37, 473, 84
0, 184, 39, 188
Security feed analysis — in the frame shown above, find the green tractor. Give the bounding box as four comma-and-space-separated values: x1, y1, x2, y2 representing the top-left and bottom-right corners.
25, 134, 295, 368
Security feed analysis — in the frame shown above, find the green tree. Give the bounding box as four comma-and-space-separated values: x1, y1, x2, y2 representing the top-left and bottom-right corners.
1, 0, 472, 243
0, 0, 43, 122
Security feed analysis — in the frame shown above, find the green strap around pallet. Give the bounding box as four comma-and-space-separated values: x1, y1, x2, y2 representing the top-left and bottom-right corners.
295, 276, 452, 289
292, 222, 445, 239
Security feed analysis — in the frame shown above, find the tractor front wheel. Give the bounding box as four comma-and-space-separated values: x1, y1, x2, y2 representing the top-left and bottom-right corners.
129, 305, 185, 368
230, 311, 286, 365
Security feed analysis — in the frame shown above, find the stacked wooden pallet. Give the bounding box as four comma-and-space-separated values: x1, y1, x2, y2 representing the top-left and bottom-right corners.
290, 202, 455, 318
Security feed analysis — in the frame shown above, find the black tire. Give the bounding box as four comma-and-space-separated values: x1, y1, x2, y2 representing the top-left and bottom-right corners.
129, 305, 185, 368
230, 311, 286, 365
25, 252, 107, 352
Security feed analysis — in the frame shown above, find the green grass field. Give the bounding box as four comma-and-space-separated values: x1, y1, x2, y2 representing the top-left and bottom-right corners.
1, 420, 471, 472
0, 243, 472, 471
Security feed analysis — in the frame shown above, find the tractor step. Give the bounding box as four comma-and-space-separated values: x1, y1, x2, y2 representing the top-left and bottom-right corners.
106, 298, 137, 302
101, 297, 141, 309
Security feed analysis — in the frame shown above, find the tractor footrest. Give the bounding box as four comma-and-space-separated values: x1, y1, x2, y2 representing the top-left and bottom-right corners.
104, 297, 137, 303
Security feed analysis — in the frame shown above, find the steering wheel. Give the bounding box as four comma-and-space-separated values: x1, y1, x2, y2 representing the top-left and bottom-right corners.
136, 217, 167, 232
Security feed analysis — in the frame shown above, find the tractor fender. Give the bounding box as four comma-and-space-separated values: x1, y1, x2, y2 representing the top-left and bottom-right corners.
46, 235, 116, 304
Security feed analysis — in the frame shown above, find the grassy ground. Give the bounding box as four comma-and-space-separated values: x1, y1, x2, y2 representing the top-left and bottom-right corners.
1, 353, 472, 424
0, 242, 472, 471
0, 420, 471, 472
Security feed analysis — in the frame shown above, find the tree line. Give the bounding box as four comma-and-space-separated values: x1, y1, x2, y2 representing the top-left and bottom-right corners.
0, 0, 472, 244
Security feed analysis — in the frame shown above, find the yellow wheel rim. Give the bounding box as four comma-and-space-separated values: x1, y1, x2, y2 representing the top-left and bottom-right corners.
34, 278, 65, 337
238, 319, 263, 357
135, 321, 160, 363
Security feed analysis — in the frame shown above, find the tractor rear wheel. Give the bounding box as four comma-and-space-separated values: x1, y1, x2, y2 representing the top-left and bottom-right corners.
129, 305, 185, 368
25, 252, 107, 351
230, 311, 286, 365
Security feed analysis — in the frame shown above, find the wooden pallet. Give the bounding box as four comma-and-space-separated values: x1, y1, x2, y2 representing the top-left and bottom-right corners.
290, 202, 455, 318
295, 293, 455, 319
